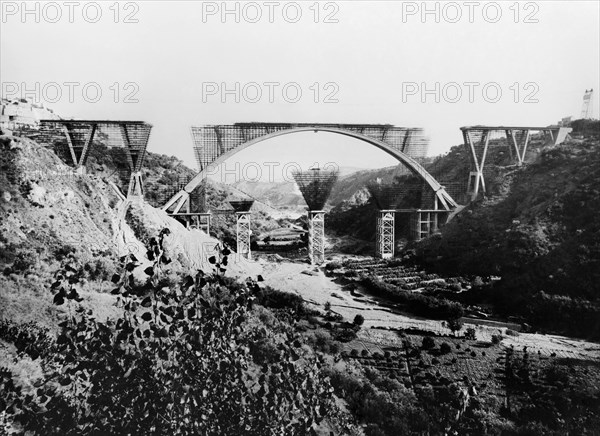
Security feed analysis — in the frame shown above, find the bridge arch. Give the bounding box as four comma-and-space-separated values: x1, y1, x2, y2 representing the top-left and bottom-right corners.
163, 124, 457, 213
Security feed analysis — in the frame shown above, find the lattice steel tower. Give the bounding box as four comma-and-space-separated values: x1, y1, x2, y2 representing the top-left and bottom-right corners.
229, 200, 254, 260
367, 181, 404, 258
308, 211, 326, 265
292, 168, 339, 265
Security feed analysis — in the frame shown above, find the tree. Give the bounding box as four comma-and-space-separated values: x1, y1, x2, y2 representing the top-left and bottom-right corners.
447, 318, 464, 337
464, 327, 476, 340
353, 314, 365, 327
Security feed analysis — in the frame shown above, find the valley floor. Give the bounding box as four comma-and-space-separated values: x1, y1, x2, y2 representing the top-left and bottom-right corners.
254, 256, 600, 362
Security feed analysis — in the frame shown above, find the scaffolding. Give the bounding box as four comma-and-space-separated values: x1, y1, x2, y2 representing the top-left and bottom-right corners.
164, 122, 458, 214
308, 211, 326, 265
376, 210, 395, 258
235, 212, 252, 260
191, 123, 429, 172
38, 119, 152, 198
292, 169, 339, 265
229, 200, 254, 260
367, 182, 404, 258
460, 125, 572, 201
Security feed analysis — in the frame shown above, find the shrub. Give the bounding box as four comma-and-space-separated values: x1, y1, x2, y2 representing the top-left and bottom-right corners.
256, 286, 309, 317
361, 349, 369, 357
491, 334, 503, 344
325, 261, 342, 271
334, 327, 357, 343
361, 277, 465, 320
54, 244, 77, 261
422, 336, 435, 350
505, 329, 519, 337
83, 257, 117, 281
353, 314, 365, 327
464, 327, 476, 340
249, 338, 280, 364
1, 231, 333, 434
350, 348, 359, 357
308, 330, 339, 354
440, 342, 452, 355
12, 250, 37, 273
545, 364, 570, 385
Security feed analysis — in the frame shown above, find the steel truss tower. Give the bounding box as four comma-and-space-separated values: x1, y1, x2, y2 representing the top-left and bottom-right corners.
236, 212, 251, 260
308, 210, 325, 265
376, 210, 395, 258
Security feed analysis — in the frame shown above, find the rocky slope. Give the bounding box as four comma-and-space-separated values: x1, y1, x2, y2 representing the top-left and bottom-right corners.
0, 134, 256, 328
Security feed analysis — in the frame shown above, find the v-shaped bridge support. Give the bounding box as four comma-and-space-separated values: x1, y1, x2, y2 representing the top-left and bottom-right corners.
464, 129, 490, 201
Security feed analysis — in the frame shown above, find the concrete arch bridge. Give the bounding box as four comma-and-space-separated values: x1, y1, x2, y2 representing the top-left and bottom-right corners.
162, 123, 459, 261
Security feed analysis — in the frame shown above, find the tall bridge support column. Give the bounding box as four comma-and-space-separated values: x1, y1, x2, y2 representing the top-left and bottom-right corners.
409, 210, 443, 241
127, 171, 144, 198
376, 210, 395, 259
179, 213, 211, 234
236, 212, 251, 260
464, 129, 490, 201
308, 210, 325, 265
197, 213, 211, 235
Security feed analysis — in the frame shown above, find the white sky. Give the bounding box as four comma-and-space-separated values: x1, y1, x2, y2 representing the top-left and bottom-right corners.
1, 1, 599, 181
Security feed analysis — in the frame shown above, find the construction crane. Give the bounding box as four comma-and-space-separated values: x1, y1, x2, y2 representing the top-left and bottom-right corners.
581, 89, 594, 119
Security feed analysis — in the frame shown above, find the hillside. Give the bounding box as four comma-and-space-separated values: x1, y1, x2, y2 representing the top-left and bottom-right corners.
231, 180, 305, 212
2, 131, 600, 435
415, 137, 600, 338
0, 134, 258, 328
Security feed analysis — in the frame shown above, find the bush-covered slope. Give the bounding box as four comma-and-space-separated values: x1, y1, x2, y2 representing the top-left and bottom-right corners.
416, 138, 600, 337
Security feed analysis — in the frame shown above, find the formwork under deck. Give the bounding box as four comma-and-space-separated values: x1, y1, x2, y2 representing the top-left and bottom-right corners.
163, 122, 459, 215
39, 119, 152, 198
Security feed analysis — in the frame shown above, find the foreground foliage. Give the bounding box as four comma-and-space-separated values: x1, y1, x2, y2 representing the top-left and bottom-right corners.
1, 230, 332, 435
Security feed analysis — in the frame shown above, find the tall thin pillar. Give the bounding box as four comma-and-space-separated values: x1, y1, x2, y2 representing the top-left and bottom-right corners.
308, 210, 325, 265
128, 171, 144, 197
229, 200, 254, 260
376, 210, 395, 258
236, 212, 251, 260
